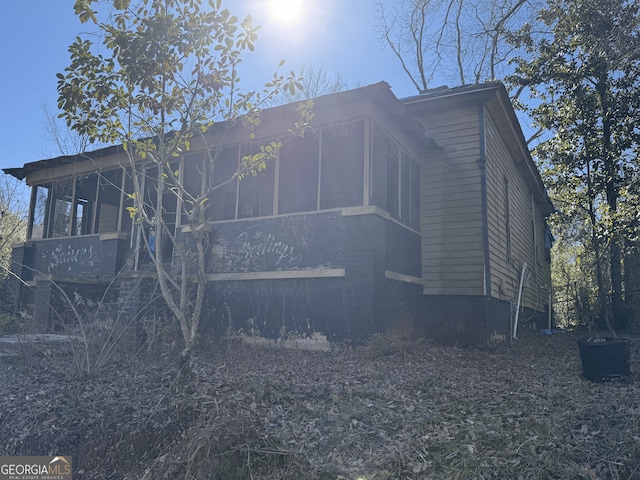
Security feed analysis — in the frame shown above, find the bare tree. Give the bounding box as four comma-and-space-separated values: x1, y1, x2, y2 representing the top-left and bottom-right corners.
41, 104, 94, 157
374, 0, 542, 92
0, 176, 28, 279
274, 64, 350, 104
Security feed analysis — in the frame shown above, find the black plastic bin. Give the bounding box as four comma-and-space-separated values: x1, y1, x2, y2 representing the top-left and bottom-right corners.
577, 338, 631, 382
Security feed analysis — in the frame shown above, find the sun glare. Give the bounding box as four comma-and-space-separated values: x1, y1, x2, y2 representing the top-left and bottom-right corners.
267, 0, 304, 25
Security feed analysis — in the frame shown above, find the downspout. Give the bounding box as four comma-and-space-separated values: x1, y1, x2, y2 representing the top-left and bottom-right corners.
479, 102, 491, 296
513, 262, 530, 339
548, 289, 553, 330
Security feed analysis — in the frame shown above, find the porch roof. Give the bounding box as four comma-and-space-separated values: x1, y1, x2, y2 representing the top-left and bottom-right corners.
4, 81, 436, 183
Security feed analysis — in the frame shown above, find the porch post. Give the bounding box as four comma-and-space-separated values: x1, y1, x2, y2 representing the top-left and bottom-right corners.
33, 280, 53, 331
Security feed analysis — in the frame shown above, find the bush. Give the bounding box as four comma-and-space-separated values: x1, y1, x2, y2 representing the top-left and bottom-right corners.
0, 312, 24, 334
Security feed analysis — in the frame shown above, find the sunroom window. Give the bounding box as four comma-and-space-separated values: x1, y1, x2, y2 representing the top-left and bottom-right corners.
28, 167, 127, 240
371, 122, 421, 229
29, 186, 48, 240
278, 133, 320, 214
179, 153, 205, 226
371, 125, 388, 210
72, 174, 96, 236
319, 121, 365, 209
50, 179, 73, 238
209, 146, 239, 221
238, 144, 275, 219
95, 169, 123, 233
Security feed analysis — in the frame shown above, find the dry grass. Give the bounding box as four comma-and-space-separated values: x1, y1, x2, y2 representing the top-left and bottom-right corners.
1, 330, 639, 479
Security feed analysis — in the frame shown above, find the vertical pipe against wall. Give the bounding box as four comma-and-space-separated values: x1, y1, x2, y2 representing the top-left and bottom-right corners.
363, 118, 371, 206
531, 193, 538, 274
317, 129, 323, 210
549, 289, 553, 330
479, 101, 491, 296
273, 140, 281, 214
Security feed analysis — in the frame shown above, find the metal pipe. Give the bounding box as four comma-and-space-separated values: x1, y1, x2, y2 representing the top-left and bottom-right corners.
479, 101, 491, 296
513, 262, 530, 338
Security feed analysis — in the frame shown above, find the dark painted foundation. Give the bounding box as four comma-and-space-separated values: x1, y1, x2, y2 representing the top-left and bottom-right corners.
202, 276, 426, 343
13, 210, 544, 345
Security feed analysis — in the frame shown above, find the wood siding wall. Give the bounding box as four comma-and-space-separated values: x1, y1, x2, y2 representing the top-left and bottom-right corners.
418, 104, 485, 296
484, 111, 551, 316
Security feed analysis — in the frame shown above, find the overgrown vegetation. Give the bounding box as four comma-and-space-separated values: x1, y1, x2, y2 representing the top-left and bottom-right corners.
0, 268, 170, 378
509, 0, 640, 333
1, 330, 638, 479
56, 0, 311, 358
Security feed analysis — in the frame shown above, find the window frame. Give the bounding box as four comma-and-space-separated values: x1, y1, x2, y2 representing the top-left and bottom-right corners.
27, 167, 129, 240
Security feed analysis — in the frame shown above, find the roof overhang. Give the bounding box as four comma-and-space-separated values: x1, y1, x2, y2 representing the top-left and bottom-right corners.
5, 81, 440, 184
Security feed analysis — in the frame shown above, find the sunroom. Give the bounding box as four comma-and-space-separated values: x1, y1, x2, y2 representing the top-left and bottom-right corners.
8, 82, 430, 338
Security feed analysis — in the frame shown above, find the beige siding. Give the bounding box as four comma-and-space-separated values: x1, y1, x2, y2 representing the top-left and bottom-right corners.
417, 104, 485, 296
485, 111, 551, 314
97, 203, 119, 233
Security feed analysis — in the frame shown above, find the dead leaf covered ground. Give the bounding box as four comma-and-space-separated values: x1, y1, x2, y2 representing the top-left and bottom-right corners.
1, 330, 639, 479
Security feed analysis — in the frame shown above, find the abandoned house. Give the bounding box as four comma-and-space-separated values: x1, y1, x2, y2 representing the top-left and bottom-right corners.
5, 81, 554, 344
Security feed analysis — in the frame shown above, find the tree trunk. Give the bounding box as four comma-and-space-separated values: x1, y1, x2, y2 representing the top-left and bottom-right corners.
606, 177, 625, 330
599, 77, 624, 331
609, 231, 626, 329
586, 158, 615, 335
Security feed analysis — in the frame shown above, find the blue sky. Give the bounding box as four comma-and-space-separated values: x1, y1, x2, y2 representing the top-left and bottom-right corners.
0, 0, 417, 171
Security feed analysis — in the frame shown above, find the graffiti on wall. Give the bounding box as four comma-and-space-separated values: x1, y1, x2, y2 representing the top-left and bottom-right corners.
46, 244, 96, 273
210, 212, 343, 273
236, 231, 302, 268
30, 239, 104, 277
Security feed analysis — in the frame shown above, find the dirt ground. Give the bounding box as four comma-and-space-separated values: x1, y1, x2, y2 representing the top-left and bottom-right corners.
1, 330, 639, 479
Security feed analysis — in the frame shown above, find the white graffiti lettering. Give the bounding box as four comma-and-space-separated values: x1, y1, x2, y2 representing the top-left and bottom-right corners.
48, 244, 95, 272
237, 231, 302, 266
